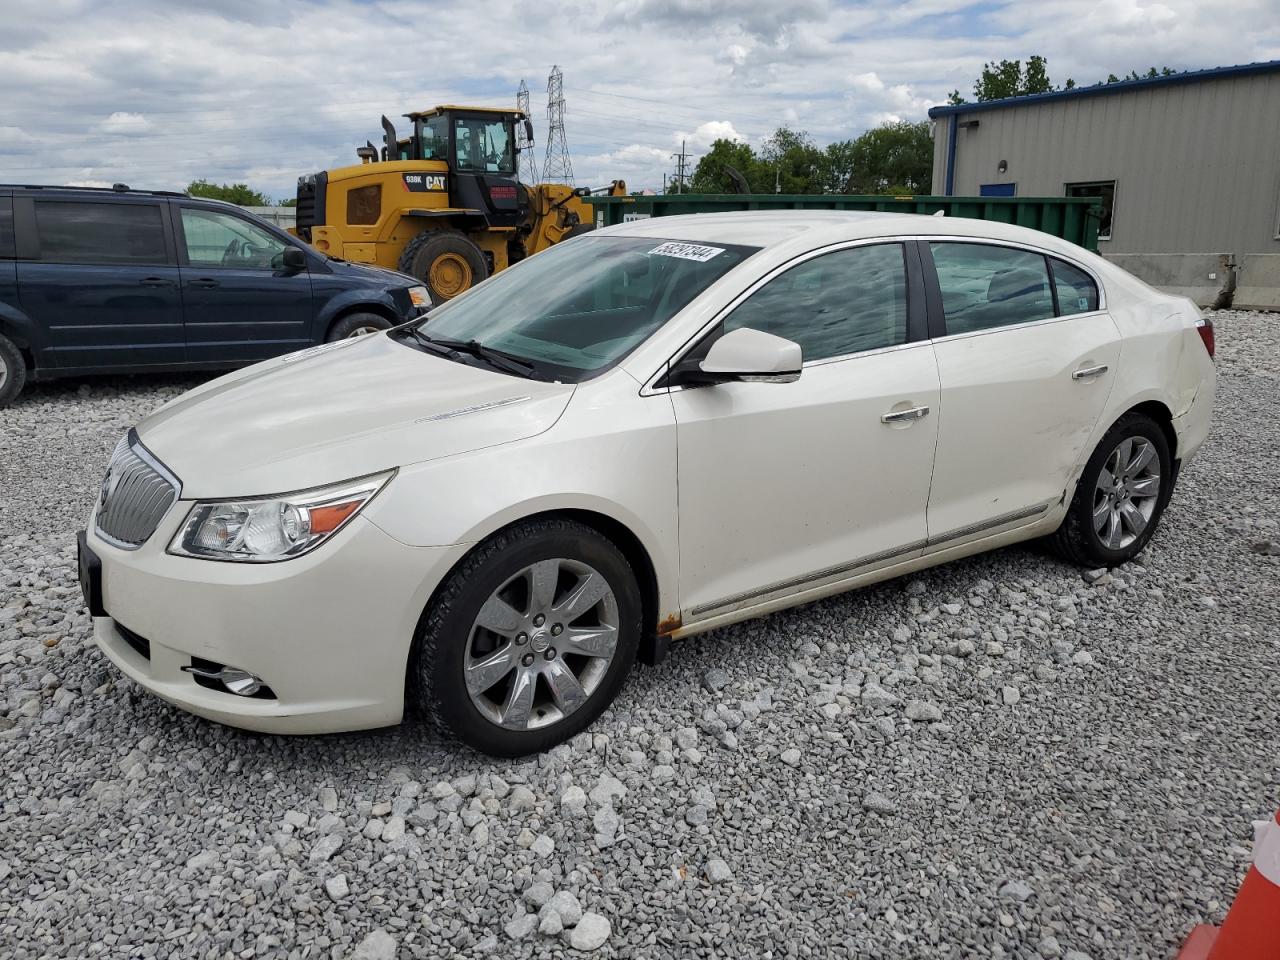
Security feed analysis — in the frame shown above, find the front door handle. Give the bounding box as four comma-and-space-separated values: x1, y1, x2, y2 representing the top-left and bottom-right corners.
1072, 364, 1109, 380
881, 405, 930, 424
187, 279, 220, 289
139, 277, 174, 287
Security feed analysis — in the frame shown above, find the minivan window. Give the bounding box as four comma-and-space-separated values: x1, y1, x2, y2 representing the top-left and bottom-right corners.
35, 201, 168, 265
410, 236, 757, 382
723, 243, 908, 362
929, 242, 1055, 335
181, 207, 289, 269
1050, 258, 1100, 315
0, 198, 14, 259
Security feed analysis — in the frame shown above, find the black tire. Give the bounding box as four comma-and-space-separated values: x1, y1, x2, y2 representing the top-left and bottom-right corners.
1048, 412, 1174, 568
0, 333, 26, 408
397, 229, 488, 305
411, 518, 642, 757
326, 312, 392, 342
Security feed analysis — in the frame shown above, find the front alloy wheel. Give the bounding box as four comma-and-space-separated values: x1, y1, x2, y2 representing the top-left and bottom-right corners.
412, 518, 641, 756
1092, 436, 1161, 549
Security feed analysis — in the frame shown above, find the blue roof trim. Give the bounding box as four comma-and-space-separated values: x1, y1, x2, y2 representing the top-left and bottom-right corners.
927, 59, 1280, 118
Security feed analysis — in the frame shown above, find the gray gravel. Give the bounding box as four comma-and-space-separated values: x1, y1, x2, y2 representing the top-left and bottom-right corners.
2, 310, 1278, 959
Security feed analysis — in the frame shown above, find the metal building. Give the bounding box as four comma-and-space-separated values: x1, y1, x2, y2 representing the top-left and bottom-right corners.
928, 60, 1280, 309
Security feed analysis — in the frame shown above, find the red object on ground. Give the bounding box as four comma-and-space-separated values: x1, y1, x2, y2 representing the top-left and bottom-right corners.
1176, 809, 1280, 960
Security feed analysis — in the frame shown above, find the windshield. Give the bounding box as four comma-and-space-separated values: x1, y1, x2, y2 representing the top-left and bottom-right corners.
453, 116, 514, 173
405, 236, 758, 382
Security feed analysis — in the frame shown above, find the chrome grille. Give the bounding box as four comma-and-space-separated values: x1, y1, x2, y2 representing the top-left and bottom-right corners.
93, 433, 180, 549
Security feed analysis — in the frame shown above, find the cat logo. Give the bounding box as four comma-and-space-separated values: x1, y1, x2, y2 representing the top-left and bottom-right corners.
403, 174, 447, 193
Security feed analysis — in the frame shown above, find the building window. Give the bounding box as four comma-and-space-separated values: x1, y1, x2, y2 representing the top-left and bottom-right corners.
1066, 181, 1116, 241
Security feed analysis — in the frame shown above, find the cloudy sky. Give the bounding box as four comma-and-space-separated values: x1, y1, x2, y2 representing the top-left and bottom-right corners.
3, 0, 1278, 200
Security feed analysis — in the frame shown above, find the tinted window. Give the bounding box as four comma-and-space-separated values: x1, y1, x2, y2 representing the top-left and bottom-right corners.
1051, 258, 1099, 315
181, 207, 288, 269
723, 244, 908, 362
1066, 181, 1115, 240
35, 201, 168, 265
930, 242, 1054, 335
0, 198, 13, 258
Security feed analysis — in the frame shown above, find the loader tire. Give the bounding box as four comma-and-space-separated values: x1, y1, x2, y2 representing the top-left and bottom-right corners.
398, 230, 488, 305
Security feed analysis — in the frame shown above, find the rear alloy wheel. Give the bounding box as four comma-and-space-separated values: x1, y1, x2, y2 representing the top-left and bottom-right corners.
1049, 412, 1173, 568
412, 518, 641, 756
0, 333, 27, 408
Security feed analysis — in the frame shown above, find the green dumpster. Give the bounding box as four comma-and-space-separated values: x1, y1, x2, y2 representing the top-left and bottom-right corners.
584, 194, 1102, 252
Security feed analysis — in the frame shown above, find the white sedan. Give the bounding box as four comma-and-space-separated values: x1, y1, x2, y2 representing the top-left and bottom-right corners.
79, 211, 1216, 755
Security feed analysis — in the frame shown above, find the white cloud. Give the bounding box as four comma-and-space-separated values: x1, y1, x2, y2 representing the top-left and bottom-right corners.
96, 111, 152, 136
0, 0, 1274, 195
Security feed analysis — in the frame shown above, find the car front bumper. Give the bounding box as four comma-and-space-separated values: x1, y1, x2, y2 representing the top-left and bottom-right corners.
85, 507, 464, 735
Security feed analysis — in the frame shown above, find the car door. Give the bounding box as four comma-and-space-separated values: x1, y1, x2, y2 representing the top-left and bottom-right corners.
174, 203, 314, 363
15, 196, 184, 370
669, 241, 940, 622
922, 239, 1120, 544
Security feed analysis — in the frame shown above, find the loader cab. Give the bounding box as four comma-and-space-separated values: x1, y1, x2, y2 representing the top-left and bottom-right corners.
406, 106, 526, 230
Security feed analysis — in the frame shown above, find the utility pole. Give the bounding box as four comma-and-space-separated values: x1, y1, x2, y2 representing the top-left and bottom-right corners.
515, 79, 539, 184
671, 140, 690, 194
542, 65, 574, 185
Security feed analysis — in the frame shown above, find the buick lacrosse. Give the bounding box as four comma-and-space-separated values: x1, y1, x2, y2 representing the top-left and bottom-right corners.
79, 211, 1216, 755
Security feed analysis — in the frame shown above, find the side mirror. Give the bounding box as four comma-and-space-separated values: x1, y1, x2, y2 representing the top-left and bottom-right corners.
523, 118, 535, 146
280, 246, 307, 272
674, 327, 802, 386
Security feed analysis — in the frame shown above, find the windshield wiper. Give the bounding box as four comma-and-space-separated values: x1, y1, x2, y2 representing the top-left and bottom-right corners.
411, 330, 537, 378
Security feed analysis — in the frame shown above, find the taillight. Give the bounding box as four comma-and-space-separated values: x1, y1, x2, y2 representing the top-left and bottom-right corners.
1196, 317, 1215, 358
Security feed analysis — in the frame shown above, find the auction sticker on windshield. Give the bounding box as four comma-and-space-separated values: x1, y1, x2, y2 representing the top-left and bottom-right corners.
649, 241, 724, 262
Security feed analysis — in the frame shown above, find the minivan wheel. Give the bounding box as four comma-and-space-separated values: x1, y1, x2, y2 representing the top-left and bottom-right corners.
326, 312, 392, 342
1049, 412, 1173, 568
412, 518, 641, 756
0, 333, 27, 408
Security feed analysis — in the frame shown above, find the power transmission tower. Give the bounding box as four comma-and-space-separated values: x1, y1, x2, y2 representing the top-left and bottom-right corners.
671, 140, 691, 194
516, 79, 540, 184
542, 65, 574, 185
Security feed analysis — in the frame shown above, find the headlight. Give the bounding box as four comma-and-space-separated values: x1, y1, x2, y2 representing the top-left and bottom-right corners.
168, 471, 394, 562
407, 286, 430, 309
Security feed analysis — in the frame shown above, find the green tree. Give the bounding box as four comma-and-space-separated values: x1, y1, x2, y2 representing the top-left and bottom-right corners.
187, 180, 272, 206
837, 120, 933, 194
759, 127, 825, 194
687, 138, 761, 194
972, 55, 1053, 101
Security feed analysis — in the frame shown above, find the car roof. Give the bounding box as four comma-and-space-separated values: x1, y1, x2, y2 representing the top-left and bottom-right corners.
1, 183, 190, 200
594, 209, 1091, 261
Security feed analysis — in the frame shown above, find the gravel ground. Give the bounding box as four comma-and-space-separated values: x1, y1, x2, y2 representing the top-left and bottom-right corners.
1, 309, 1277, 960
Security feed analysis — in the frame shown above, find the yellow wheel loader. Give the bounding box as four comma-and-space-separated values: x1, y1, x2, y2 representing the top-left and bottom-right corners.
294, 106, 625, 303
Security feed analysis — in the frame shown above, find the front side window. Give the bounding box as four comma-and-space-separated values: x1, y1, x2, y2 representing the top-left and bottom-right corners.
0, 197, 13, 259
723, 243, 908, 362
1050, 258, 1100, 315
407, 236, 757, 382
181, 208, 289, 270
1066, 180, 1115, 240
930, 242, 1055, 335
35, 201, 168, 265
453, 117, 513, 173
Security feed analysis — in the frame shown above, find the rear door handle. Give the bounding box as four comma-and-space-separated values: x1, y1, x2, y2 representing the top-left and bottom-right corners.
139, 277, 174, 287
881, 405, 930, 424
1072, 364, 1109, 380
187, 279, 220, 289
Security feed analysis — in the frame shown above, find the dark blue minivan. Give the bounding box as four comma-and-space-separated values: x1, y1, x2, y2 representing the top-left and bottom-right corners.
0, 184, 430, 406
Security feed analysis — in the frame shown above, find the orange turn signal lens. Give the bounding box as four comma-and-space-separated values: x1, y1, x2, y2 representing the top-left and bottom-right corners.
307, 500, 361, 534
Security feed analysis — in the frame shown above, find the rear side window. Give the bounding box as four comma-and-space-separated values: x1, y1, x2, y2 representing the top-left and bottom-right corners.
1050, 258, 1100, 315
0, 197, 13, 259
724, 243, 908, 362
35, 201, 168, 265
929, 242, 1054, 335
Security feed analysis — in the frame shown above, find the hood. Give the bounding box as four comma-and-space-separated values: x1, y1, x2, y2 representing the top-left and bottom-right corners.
324, 257, 418, 286
137, 334, 574, 498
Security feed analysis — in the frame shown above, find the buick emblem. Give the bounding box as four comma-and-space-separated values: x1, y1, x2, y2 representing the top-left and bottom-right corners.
99, 467, 118, 509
